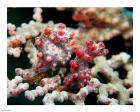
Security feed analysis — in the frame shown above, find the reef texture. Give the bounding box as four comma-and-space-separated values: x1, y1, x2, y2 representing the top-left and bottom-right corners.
7, 8, 133, 105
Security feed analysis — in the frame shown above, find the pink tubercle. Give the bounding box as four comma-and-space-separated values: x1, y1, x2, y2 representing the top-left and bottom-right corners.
45, 56, 53, 63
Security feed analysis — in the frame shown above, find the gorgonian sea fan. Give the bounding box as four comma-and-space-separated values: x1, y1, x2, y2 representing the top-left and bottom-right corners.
7, 8, 132, 105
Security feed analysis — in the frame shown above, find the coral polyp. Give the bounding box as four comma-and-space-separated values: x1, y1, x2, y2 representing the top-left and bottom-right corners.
7, 8, 133, 105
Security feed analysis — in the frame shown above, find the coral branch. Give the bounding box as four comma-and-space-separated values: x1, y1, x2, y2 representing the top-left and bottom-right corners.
7, 8, 133, 105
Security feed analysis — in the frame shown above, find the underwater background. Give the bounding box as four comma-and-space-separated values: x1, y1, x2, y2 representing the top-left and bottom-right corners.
7, 8, 133, 105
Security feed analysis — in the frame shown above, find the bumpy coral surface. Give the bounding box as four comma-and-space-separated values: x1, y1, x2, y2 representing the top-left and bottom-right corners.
7, 8, 133, 105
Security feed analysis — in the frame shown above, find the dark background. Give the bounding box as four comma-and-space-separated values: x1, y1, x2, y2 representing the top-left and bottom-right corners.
7, 8, 133, 105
